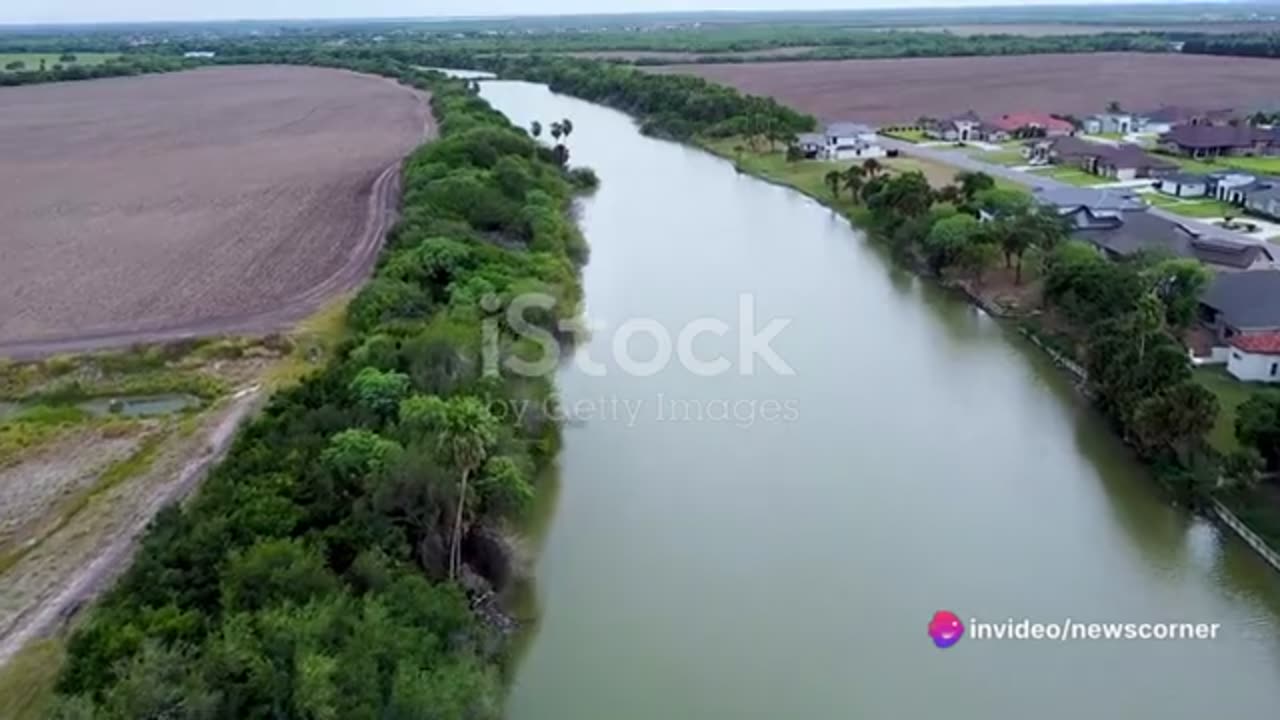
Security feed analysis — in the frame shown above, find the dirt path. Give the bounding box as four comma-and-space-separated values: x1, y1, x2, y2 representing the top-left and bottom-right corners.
0, 386, 262, 668
0, 73, 435, 358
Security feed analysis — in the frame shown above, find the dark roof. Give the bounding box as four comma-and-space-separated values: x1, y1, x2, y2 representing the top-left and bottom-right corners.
1075, 211, 1273, 269
1044, 137, 1175, 170
946, 110, 982, 123
1245, 184, 1280, 203
1164, 172, 1211, 185
1094, 144, 1178, 171
1141, 105, 1236, 124
1203, 271, 1280, 330
826, 122, 874, 137
1160, 124, 1275, 150
1034, 187, 1146, 213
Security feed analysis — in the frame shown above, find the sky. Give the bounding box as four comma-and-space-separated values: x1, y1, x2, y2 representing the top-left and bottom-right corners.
3, 0, 1194, 26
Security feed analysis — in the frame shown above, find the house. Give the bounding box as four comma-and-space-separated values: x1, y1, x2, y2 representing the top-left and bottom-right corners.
182, 51, 217, 59
1226, 334, 1280, 382
1026, 137, 1176, 179
795, 123, 886, 161
1158, 124, 1280, 158
1244, 185, 1280, 220
1085, 113, 1136, 135
1137, 105, 1238, 134
1157, 172, 1211, 198
1201, 271, 1280, 380
988, 112, 1075, 138
1033, 187, 1147, 227
925, 111, 984, 142
1209, 171, 1263, 204
1067, 207, 1274, 271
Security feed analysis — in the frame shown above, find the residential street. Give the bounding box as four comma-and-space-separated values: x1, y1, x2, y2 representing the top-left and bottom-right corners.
877, 136, 1267, 246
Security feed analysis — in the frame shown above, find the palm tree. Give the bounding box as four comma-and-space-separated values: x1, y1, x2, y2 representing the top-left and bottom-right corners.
862, 157, 884, 178
842, 165, 866, 203
560, 118, 574, 140
413, 397, 499, 580
824, 170, 843, 199
550, 121, 564, 143
530, 120, 543, 138
1106, 100, 1123, 113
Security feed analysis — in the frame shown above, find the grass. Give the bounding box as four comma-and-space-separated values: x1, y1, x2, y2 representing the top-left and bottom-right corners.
265, 294, 353, 389
1195, 366, 1257, 454
1028, 166, 1105, 187
880, 129, 927, 143
1154, 151, 1280, 177
1087, 132, 1126, 141
0, 52, 117, 72
976, 149, 1029, 167
1143, 191, 1242, 218
0, 638, 66, 720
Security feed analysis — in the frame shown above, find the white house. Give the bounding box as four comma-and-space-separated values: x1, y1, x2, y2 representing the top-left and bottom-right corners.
1085, 113, 1135, 135
183, 51, 217, 58
1244, 186, 1280, 220
925, 112, 984, 142
1228, 333, 1280, 382
799, 123, 886, 161
1157, 172, 1210, 198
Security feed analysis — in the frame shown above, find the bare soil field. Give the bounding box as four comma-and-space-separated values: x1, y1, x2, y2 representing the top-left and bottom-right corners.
565, 46, 822, 61
652, 52, 1280, 125
0, 65, 433, 356
901, 22, 1280, 36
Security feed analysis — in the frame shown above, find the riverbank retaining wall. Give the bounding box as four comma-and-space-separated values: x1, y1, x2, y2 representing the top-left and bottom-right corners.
1213, 500, 1280, 573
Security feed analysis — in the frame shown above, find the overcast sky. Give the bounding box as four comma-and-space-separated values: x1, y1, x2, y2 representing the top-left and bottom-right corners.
5, 1, 1180, 26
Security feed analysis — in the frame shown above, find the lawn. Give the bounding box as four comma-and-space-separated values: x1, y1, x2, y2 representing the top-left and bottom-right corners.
0, 52, 118, 72
1154, 151, 1280, 177
1027, 165, 1104, 187
975, 148, 1029, 167
880, 128, 927, 143
1143, 193, 1240, 218
1195, 366, 1257, 454
0, 638, 65, 720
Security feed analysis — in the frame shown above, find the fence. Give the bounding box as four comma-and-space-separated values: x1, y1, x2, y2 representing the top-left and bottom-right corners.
1213, 500, 1280, 573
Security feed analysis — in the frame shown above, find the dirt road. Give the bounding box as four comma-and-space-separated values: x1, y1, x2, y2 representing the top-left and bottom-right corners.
0, 387, 261, 668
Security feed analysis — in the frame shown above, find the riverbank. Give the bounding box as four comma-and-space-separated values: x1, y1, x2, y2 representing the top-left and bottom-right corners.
699, 136, 1280, 567
46, 65, 591, 717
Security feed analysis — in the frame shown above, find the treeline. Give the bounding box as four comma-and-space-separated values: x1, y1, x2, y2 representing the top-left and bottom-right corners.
1182, 32, 1280, 59
488, 56, 815, 141
0, 55, 194, 88
50, 64, 590, 717
629, 31, 1174, 64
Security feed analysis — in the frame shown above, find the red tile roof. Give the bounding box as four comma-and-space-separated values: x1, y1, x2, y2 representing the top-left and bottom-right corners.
989, 113, 1075, 133
1231, 332, 1280, 355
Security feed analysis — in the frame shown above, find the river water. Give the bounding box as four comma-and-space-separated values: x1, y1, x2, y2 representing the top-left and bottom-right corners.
479, 80, 1280, 719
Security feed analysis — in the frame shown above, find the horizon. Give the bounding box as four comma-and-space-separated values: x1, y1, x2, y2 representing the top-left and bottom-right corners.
0, 0, 1257, 28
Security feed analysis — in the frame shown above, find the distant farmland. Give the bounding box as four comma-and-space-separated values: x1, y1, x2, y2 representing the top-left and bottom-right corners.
651, 52, 1280, 125
0, 65, 432, 354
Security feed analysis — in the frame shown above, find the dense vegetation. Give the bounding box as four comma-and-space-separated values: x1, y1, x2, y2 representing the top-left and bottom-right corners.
489, 56, 815, 141
49, 64, 589, 717
1182, 32, 1280, 59
0, 55, 194, 87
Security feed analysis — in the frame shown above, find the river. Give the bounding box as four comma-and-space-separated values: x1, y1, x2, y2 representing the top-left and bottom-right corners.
478, 80, 1280, 719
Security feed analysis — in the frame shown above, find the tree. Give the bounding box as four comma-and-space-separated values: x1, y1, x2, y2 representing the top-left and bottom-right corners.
399, 395, 499, 579
955, 171, 995, 203
934, 184, 963, 205
923, 213, 981, 274
862, 157, 884, 178
1106, 100, 1123, 113
529, 120, 542, 138
973, 187, 1031, 218
1236, 393, 1280, 469
549, 121, 563, 143
824, 170, 842, 199
60, 53, 77, 63
1131, 381, 1218, 461
842, 165, 866, 203
4, 60, 25, 71
560, 118, 574, 139
349, 367, 412, 420
1147, 258, 1211, 331
867, 171, 933, 222
957, 240, 1001, 285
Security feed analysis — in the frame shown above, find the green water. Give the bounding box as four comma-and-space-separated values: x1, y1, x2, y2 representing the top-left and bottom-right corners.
480, 80, 1280, 719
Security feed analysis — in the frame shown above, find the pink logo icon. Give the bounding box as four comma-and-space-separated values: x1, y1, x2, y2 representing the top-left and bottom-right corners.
928, 610, 965, 649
